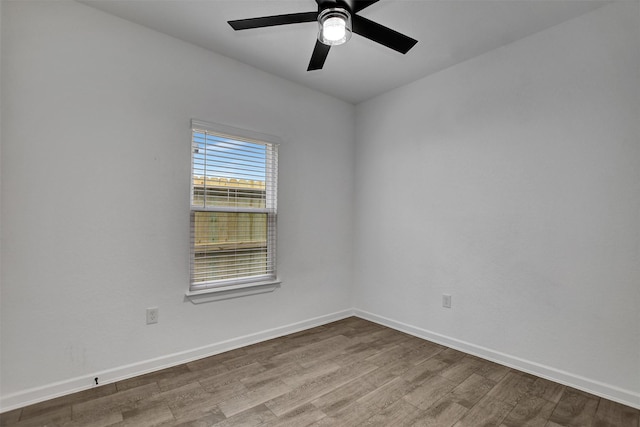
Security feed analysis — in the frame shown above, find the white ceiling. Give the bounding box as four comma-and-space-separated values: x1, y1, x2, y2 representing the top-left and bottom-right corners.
80, 0, 608, 104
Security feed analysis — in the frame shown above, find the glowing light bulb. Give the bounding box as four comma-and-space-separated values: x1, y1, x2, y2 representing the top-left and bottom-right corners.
322, 16, 346, 42
318, 8, 352, 46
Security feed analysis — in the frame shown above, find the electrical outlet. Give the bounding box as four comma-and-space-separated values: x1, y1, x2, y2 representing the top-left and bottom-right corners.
442, 294, 452, 309
146, 307, 159, 324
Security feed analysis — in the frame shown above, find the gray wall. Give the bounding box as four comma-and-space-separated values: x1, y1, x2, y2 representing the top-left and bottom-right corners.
1, 0, 355, 408
2, 0, 639, 411
353, 1, 639, 407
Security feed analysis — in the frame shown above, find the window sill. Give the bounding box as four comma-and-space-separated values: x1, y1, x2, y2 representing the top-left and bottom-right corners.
185, 280, 281, 304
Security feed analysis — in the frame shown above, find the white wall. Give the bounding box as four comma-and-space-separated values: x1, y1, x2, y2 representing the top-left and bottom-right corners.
2, 0, 639, 412
0, 0, 354, 408
353, 1, 639, 407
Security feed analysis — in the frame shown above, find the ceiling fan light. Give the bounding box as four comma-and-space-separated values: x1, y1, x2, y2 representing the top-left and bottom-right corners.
318, 8, 352, 46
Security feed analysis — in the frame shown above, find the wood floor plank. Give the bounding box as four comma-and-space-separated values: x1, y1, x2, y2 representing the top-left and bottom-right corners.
593, 398, 640, 427
284, 359, 342, 388
390, 342, 440, 366
448, 373, 497, 409
239, 360, 299, 389
528, 377, 565, 403
308, 415, 343, 426
281, 328, 348, 350
0, 409, 22, 426
339, 323, 388, 340
309, 376, 407, 425
487, 371, 537, 406
264, 361, 378, 416
402, 357, 450, 384
433, 348, 467, 365
197, 378, 247, 406
473, 359, 511, 383
453, 396, 513, 427
439, 356, 484, 384
221, 352, 274, 371
411, 397, 468, 427
198, 361, 265, 395
5, 406, 72, 427
501, 394, 556, 427
548, 387, 600, 427
263, 403, 326, 427
156, 362, 229, 392
310, 377, 377, 416
2, 317, 637, 427
211, 403, 277, 427
317, 401, 380, 426
364, 358, 416, 387
269, 335, 351, 366
361, 398, 422, 426
218, 380, 290, 418
399, 340, 446, 360
71, 382, 160, 420
116, 365, 191, 392
331, 342, 382, 367
118, 402, 174, 427
296, 350, 347, 371
357, 377, 415, 412
63, 411, 124, 427
403, 374, 459, 411
155, 382, 225, 423
347, 330, 396, 347
363, 364, 405, 389
222, 339, 294, 370
18, 384, 118, 422
366, 344, 406, 366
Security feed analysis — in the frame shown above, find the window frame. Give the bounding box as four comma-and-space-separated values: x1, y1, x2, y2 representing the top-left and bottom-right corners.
188, 119, 280, 296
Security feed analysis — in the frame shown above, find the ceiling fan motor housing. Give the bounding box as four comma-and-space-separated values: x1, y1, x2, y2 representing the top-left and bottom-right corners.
317, 0, 356, 14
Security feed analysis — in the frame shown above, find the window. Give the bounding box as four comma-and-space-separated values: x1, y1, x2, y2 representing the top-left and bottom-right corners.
190, 120, 278, 293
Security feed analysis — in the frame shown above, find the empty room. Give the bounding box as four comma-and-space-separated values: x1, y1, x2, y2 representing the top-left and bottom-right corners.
1, 0, 639, 425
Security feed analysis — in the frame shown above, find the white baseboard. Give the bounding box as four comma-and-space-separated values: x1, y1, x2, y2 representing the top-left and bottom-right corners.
0, 309, 354, 413
353, 308, 640, 410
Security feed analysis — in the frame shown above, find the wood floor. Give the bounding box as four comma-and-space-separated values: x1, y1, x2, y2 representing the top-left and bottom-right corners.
1, 317, 638, 427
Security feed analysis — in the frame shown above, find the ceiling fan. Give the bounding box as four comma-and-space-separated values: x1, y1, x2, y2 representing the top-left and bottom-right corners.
228, 0, 418, 71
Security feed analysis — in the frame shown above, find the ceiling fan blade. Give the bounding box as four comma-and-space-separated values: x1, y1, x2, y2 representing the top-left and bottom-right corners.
229, 11, 318, 31
307, 40, 331, 71
352, 15, 417, 54
353, 0, 381, 13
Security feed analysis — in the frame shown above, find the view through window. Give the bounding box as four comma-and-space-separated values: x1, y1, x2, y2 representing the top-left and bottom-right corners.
190, 121, 278, 292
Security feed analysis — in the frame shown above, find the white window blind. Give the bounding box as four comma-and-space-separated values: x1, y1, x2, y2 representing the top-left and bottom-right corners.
190, 120, 278, 292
